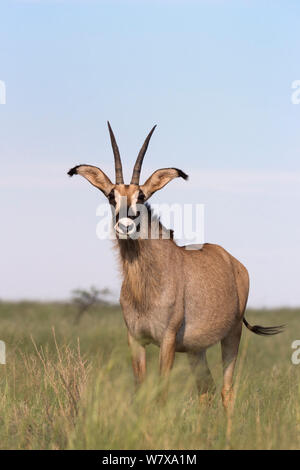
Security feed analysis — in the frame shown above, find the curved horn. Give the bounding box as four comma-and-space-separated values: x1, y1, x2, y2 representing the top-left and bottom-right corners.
131, 125, 156, 185
107, 121, 124, 184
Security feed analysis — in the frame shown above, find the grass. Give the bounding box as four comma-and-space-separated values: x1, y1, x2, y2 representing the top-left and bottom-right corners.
0, 301, 299, 449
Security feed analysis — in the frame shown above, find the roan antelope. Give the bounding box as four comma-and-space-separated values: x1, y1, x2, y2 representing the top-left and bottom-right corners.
68, 123, 283, 409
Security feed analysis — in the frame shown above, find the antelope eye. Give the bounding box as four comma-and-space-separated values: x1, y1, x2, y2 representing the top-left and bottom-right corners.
138, 190, 145, 201
107, 190, 115, 202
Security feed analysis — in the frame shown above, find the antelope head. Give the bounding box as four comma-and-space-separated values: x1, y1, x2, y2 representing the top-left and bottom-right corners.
68, 122, 188, 238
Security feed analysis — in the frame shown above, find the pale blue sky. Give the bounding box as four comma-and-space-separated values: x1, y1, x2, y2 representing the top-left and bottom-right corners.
0, 0, 300, 306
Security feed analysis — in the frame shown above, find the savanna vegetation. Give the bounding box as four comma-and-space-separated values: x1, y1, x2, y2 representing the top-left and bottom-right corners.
0, 301, 299, 450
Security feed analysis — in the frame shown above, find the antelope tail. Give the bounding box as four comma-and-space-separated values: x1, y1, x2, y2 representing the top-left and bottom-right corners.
243, 317, 285, 336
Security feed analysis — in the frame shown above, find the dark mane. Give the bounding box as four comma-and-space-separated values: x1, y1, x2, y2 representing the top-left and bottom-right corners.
144, 203, 174, 240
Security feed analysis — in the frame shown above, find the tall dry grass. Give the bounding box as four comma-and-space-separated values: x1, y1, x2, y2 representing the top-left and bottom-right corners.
0, 302, 299, 449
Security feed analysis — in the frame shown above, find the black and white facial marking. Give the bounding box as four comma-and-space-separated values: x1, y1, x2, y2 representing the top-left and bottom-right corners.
108, 186, 146, 238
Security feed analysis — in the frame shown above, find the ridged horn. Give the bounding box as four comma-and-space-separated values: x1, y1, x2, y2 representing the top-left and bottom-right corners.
107, 121, 124, 184
130, 125, 156, 185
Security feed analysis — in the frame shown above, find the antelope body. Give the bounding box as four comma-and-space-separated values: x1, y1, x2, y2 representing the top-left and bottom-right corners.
68, 123, 283, 409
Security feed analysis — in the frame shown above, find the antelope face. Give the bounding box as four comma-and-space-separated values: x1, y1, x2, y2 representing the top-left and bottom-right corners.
108, 185, 146, 237
68, 122, 188, 239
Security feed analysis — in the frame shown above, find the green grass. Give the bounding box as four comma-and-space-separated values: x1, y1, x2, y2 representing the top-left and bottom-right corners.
0, 301, 299, 449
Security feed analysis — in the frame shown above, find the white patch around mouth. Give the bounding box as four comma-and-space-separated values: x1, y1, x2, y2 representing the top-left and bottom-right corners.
115, 217, 136, 235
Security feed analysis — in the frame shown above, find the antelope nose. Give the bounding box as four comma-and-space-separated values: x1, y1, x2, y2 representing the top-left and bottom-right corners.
127, 222, 135, 233
116, 218, 136, 235
118, 222, 129, 233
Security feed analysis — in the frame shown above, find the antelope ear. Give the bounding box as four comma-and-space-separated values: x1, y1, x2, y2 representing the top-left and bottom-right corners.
68, 164, 114, 196
140, 168, 188, 198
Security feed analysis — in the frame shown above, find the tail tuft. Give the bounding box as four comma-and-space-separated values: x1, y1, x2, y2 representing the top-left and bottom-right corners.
67, 166, 80, 177
243, 318, 285, 336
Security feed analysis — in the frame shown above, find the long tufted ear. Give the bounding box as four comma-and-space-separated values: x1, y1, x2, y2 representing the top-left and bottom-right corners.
68, 165, 114, 196
140, 168, 188, 199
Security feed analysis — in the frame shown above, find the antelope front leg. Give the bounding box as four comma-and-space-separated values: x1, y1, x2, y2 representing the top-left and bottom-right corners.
159, 329, 176, 403
128, 332, 146, 389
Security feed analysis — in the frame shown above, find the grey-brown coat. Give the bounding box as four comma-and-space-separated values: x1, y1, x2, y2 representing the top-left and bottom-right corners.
68, 123, 283, 409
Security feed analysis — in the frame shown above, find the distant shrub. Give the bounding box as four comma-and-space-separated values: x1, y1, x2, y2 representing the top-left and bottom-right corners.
71, 286, 112, 323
